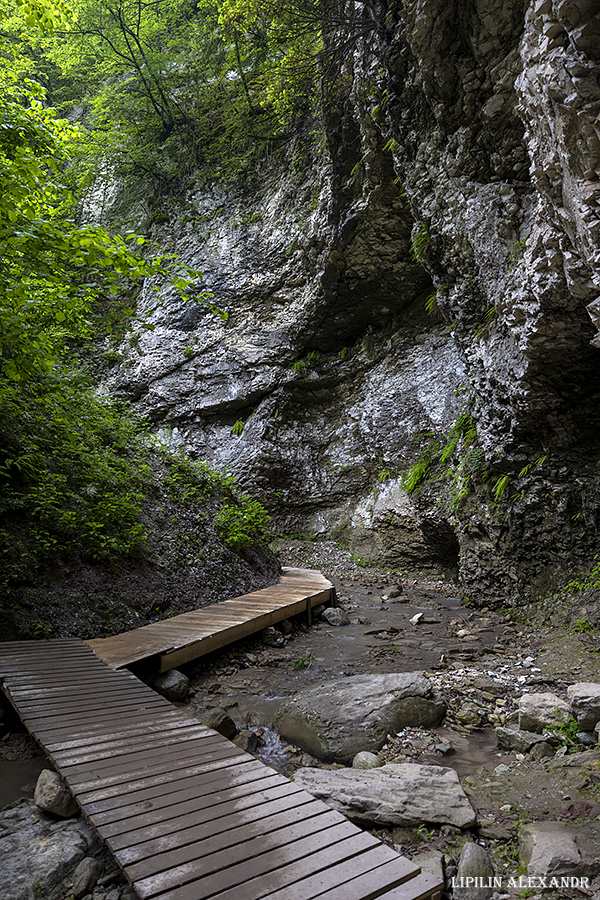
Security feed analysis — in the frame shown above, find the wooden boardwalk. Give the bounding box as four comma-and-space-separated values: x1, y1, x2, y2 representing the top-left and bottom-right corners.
88, 567, 333, 672
0, 640, 443, 900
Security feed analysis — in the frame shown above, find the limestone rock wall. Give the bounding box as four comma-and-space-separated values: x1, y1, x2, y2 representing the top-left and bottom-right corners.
105, 0, 600, 601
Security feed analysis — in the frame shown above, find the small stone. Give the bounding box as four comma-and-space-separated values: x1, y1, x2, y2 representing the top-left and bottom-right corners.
529, 741, 556, 760
152, 669, 190, 701
434, 742, 455, 755
72, 858, 103, 899
576, 731, 596, 746
352, 751, 383, 769
233, 729, 259, 753
34, 769, 79, 818
321, 607, 350, 626
279, 619, 293, 635
203, 708, 238, 739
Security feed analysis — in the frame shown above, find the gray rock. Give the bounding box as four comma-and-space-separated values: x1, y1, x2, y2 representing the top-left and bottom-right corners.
412, 850, 445, 882
496, 726, 558, 753
0, 800, 98, 900
568, 683, 600, 732
454, 843, 494, 899
233, 729, 259, 753
576, 731, 596, 746
321, 607, 350, 626
293, 763, 476, 828
34, 769, 79, 818
518, 693, 570, 733
274, 673, 446, 762
203, 707, 238, 739
351, 751, 382, 769
72, 857, 103, 899
153, 669, 189, 701
529, 741, 557, 760
519, 821, 599, 879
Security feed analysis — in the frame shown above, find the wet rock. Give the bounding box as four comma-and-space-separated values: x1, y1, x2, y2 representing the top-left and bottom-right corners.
203, 708, 238, 739
294, 763, 476, 828
518, 693, 570, 733
567, 683, 600, 731
434, 742, 455, 755
454, 843, 494, 899
152, 669, 189, 701
72, 858, 103, 899
321, 607, 350, 626
233, 729, 259, 753
34, 769, 79, 818
519, 821, 599, 879
274, 673, 446, 762
496, 726, 558, 754
576, 731, 596, 746
352, 751, 382, 769
279, 619, 293, 635
0, 800, 99, 900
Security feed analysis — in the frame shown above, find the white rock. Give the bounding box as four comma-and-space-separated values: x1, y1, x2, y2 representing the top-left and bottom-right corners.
293, 763, 477, 828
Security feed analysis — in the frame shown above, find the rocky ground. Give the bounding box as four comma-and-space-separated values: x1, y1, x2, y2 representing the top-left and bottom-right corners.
2, 540, 600, 899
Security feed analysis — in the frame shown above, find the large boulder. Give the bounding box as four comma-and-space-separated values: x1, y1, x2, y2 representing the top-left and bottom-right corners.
293, 763, 476, 829
518, 693, 570, 734
0, 800, 99, 900
519, 821, 600, 880
567, 683, 600, 732
274, 673, 445, 762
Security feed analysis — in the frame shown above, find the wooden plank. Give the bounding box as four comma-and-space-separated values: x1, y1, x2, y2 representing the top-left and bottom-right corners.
62, 733, 236, 780
75, 749, 249, 803
124, 801, 332, 882
134, 814, 356, 899
106, 778, 300, 850
88, 758, 264, 828
53, 723, 214, 766
114, 787, 315, 864
144, 829, 379, 900
260, 847, 420, 900
374, 873, 444, 900
83, 758, 277, 810
99, 766, 282, 840
46, 716, 191, 751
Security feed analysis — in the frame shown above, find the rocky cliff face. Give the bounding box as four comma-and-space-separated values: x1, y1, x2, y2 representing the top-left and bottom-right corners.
103, 0, 600, 605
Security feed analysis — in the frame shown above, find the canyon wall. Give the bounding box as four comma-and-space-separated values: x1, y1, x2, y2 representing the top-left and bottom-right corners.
104, 0, 600, 604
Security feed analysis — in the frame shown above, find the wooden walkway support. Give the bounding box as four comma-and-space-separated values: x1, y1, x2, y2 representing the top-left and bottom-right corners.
88, 568, 333, 672
0, 639, 443, 900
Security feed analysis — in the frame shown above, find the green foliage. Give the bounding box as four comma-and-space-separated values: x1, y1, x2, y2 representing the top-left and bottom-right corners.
231, 418, 245, 436
31, 618, 53, 638
163, 452, 271, 552
424, 286, 443, 317
562, 556, 600, 595
291, 652, 313, 670
410, 223, 430, 264
506, 236, 528, 276
572, 618, 594, 634
548, 716, 580, 751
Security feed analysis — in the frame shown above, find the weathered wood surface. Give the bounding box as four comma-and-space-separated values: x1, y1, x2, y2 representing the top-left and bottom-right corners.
88, 567, 332, 671
0, 579, 444, 900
